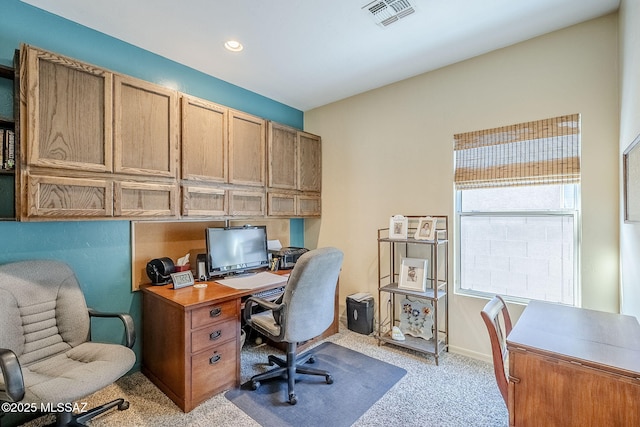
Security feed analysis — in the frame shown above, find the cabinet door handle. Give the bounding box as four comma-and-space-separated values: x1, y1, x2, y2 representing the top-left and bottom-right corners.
209, 307, 222, 317
209, 330, 222, 341
209, 353, 221, 364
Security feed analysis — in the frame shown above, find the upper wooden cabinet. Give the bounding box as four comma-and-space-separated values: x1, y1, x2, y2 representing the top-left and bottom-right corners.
181, 95, 228, 183
229, 110, 266, 187
268, 124, 321, 193
267, 123, 321, 217
180, 98, 266, 218
23, 45, 179, 179
268, 122, 297, 190
19, 45, 179, 221
24, 47, 113, 173
298, 131, 321, 193
113, 75, 179, 178
18, 45, 319, 221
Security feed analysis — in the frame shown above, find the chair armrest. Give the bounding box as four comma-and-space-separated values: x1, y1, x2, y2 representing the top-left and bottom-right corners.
0, 348, 24, 403
88, 309, 136, 349
243, 296, 280, 323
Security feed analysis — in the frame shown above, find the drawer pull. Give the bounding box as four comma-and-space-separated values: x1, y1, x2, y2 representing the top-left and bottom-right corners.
210, 307, 222, 317
209, 330, 222, 341
209, 353, 221, 365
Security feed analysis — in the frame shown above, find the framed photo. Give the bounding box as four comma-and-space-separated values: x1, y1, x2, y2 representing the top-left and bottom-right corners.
414, 217, 437, 240
398, 257, 428, 292
389, 215, 408, 239
171, 270, 195, 289
624, 133, 640, 223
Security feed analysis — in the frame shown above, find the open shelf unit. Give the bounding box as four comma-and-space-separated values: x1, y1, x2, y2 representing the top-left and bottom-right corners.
0, 61, 17, 220
376, 215, 448, 364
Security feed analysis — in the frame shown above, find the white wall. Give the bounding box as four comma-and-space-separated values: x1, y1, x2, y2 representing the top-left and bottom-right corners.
620, 0, 640, 318
305, 14, 620, 360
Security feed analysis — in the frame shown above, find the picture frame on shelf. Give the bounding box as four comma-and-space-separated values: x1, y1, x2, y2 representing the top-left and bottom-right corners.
398, 257, 428, 292
389, 215, 408, 239
624, 133, 640, 223
414, 217, 437, 240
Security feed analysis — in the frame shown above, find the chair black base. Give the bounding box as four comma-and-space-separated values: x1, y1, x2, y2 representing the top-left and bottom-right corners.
249, 342, 333, 405
49, 398, 130, 427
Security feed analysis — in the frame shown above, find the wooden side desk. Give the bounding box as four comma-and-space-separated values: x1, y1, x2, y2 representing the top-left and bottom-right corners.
506, 301, 640, 426
141, 273, 339, 412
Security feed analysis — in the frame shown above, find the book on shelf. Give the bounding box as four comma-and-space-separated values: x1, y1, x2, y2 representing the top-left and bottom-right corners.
1, 128, 14, 170
0, 128, 4, 169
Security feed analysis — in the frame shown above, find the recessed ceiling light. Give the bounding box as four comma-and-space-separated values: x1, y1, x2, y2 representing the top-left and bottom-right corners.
224, 40, 243, 52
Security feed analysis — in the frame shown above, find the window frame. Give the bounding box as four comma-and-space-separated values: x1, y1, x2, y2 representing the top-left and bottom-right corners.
454, 185, 581, 306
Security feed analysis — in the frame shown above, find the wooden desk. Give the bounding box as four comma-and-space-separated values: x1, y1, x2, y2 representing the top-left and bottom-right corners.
141, 274, 339, 412
506, 301, 640, 426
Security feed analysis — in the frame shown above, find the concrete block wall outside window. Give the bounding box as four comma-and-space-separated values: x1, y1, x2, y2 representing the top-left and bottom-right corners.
456, 185, 578, 305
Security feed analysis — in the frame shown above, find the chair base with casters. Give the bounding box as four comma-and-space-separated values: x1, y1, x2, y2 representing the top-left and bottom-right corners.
249, 341, 333, 405
53, 398, 130, 427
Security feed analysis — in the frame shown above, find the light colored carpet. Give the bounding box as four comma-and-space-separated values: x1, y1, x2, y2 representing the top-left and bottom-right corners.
20, 324, 508, 426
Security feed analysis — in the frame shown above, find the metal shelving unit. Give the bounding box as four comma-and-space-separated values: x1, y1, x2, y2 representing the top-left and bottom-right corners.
376, 215, 448, 364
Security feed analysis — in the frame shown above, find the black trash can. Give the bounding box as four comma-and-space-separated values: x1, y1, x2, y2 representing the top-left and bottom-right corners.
346, 294, 374, 335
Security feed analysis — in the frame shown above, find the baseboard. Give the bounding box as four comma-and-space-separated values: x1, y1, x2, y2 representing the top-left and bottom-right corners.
448, 345, 492, 364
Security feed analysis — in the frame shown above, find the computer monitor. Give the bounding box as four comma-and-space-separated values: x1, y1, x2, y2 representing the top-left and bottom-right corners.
205, 226, 269, 278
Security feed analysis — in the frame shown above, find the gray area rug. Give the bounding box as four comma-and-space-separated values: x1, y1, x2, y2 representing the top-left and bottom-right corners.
18, 324, 508, 427
225, 341, 407, 427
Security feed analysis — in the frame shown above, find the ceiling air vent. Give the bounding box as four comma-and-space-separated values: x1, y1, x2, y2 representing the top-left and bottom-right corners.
362, 0, 416, 27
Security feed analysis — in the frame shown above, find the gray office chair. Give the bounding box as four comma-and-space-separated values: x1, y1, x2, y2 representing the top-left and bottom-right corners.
0, 260, 136, 426
243, 247, 344, 405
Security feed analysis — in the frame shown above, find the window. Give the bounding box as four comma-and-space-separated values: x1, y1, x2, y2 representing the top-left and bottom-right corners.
454, 115, 581, 305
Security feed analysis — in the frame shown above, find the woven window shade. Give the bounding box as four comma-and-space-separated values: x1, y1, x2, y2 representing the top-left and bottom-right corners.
454, 114, 580, 190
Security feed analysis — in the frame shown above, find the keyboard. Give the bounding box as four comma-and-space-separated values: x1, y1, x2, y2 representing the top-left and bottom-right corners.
252, 286, 285, 301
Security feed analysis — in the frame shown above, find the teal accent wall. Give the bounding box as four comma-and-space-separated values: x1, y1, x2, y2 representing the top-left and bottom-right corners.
289, 218, 305, 247
0, 0, 305, 369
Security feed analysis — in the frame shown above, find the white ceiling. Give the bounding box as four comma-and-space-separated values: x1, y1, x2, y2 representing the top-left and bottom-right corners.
22, 0, 619, 111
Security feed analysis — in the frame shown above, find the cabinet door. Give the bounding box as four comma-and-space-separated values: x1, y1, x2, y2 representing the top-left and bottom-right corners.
298, 194, 321, 217
229, 110, 265, 187
268, 122, 297, 190
267, 192, 297, 217
181, 96, 227, 182
24, 46, 112, 172
114, 75, 179, 177
229, 189, 265, 217
298, 132, 321, 192
114, 181, 178, 218
182, 185, 228, 217
26, 173, 113, 218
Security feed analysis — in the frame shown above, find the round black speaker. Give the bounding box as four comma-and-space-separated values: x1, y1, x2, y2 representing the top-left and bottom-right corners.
146, 257, 175, 285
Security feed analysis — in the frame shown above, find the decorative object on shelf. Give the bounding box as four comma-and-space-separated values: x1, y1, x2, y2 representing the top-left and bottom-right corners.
414, 216, 437, 240
398, 257, 428, 291
400, 297, 434, 340
389, 214, 408, 239
391, 326, 405, 341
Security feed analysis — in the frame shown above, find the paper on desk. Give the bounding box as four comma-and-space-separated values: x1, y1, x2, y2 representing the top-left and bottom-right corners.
268, 240, 282, 250
216, 271, 288, 290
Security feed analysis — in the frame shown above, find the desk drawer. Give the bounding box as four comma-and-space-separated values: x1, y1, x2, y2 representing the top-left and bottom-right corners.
191, 299, 237, 329
191, 319, 237, 354
191, 339, 237, 401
